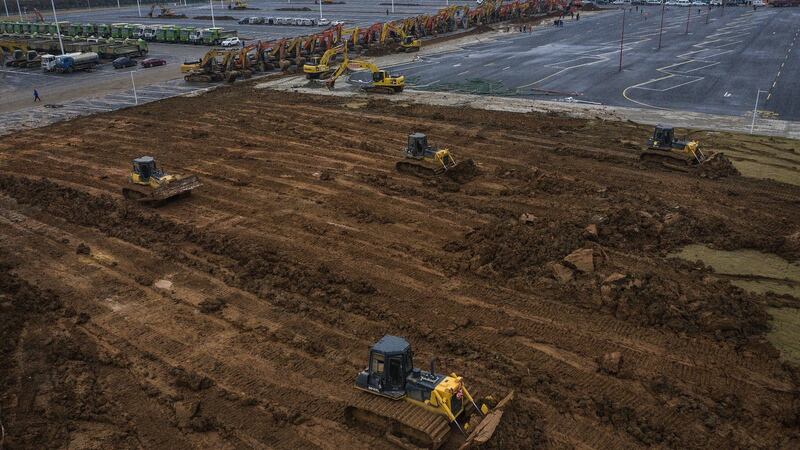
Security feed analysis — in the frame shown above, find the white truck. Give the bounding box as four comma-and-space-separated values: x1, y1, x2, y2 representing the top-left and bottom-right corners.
41, 52, 81, 72
41, 52, 99, 73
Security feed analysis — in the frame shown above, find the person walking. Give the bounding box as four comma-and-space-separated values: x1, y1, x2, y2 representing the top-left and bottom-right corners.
33, 89, 41, 102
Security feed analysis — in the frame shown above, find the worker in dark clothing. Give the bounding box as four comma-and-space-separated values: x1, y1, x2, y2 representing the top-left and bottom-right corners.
576, 12, 580, 20
34, 89, 41, 102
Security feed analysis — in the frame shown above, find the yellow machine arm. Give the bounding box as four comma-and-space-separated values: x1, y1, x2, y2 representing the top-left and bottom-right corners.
325, 45, 350, 88
319, 44, 344, 66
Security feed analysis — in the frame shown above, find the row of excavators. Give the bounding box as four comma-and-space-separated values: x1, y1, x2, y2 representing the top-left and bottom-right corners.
181, 0, 566, 84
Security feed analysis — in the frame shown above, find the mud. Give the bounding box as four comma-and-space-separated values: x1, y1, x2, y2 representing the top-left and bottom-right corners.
0, 87, 799, 449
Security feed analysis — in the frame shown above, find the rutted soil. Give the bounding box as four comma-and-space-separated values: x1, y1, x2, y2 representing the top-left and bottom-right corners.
0, 86, 799, 449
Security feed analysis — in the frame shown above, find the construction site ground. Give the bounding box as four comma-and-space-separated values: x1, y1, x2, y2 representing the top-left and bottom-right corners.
1, 84, 800, 449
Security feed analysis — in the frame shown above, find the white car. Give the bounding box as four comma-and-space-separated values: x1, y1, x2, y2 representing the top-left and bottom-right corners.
318, 18, 331, 26
221, 37, 241, 47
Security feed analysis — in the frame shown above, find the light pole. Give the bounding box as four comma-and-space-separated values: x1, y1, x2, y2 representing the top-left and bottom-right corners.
50, 0, 64, 55
131, 71, 138, 105
318, 0, 323, 20
657, 1, 665, 49
15, 0, 21, 19
750, 89, 767, 134
136, 0, 141, 17
685, 4, 691, 34
391, 0, 395, 13
3, 0, 9, 17
210, 0, 215, 27
618, 8, 625, 72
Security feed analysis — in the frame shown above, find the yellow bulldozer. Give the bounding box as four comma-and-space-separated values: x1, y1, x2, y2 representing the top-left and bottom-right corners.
122, 156, 201, 204
640, 125, 716, 171
347, 335, 512, 449
396, 133, 477, 181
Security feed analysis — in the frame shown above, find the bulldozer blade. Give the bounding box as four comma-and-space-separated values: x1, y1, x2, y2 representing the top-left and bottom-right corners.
459, 391, 514, 449
152, 175, 202, 201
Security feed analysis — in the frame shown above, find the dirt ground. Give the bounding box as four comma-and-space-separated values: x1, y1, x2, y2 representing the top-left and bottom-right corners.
1, 85, 800, 449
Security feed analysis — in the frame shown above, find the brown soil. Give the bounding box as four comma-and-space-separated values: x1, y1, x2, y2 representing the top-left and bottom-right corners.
0, 87, 799, 449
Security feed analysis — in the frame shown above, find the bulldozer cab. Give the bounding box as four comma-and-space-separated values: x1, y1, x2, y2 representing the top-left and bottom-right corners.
407, 132, 429, 157
132, 156, 161, 181
652, 125, 675, 147
362, 335, 413, 397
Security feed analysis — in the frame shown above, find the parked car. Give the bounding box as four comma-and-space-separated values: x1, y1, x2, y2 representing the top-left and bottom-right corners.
112, 56, 137, 69
141, 57, 166, 68
237, 17, 252, 24
318, 18, 331, 26
221, 36, 241, 47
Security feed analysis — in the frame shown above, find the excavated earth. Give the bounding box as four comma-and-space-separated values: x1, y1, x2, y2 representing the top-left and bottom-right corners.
1, 85, 800, 449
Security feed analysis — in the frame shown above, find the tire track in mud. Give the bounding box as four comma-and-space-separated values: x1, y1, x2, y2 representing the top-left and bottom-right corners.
2, 89, 800, 449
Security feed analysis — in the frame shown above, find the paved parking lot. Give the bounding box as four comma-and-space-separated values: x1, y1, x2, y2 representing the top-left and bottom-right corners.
48, 0, 475, 41
0, 77, 218, 136
0, 43, 206, 114
393, 6, 800, 120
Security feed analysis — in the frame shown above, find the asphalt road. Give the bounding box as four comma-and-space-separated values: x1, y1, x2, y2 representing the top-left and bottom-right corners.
45, 0, 475, 41
393, 6, 800, 121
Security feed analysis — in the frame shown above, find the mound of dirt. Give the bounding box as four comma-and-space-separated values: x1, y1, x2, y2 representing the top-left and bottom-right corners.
447, 214, 770, 341
446, 158, 480, 184
698, 153, 741, 179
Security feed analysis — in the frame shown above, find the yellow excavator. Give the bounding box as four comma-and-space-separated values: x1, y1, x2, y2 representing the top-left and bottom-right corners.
122, 156, 201, 204
326, 51, 404, 94
380, 22, 421, 52
228, 0, 248, 9
184, 48, 240, 82
302, 44, 346, 79
347, 335, 512, 449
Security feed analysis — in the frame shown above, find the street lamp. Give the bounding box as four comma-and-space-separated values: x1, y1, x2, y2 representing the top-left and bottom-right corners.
210, 0, 216, 28
685, 4, 691, 34
136, 0, 141, 17
50, 0, 64, 55
15, 0, 21, 19
3, 0, 9, 17
618, 8, 625, 72
750, 89, 768, 134
319, 0, 323, 21
657, 0, 665, 49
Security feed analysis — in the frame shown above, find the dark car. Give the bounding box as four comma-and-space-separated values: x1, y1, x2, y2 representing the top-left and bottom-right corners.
112, 56, 136, 69
141, 57, 167, 68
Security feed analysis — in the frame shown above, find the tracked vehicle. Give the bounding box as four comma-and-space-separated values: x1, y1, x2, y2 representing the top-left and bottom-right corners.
395, 133, 476, 180
122, 156, 201, 204
346, 335, 512, 449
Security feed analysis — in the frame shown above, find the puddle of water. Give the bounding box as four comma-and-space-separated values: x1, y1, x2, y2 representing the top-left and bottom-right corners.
673, 245, 800, 364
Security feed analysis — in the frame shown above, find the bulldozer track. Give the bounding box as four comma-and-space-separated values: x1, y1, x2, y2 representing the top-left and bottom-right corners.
345, 391, 451, 449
